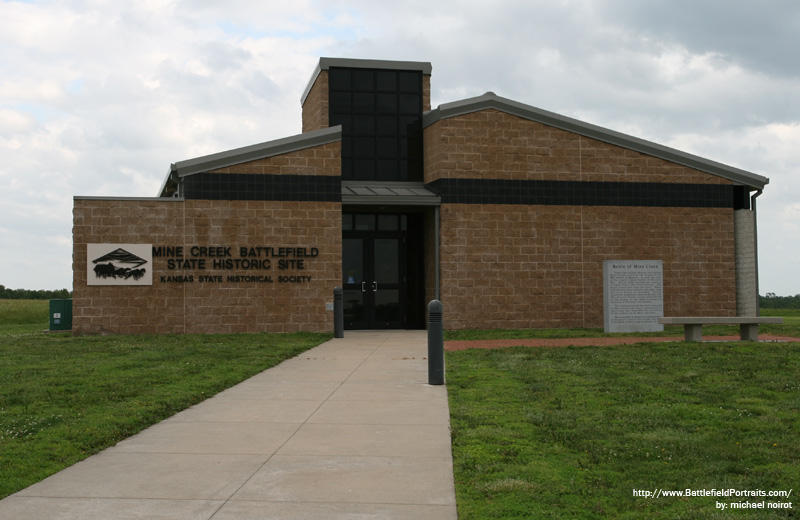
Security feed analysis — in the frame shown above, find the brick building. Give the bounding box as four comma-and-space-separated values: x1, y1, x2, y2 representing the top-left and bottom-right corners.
72, 57, 768, 335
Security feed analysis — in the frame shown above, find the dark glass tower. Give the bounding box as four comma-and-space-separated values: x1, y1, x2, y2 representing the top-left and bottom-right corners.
328, 67, 424, 182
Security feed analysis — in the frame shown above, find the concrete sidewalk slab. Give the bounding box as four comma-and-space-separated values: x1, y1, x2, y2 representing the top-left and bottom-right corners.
12, 451, 267, 500
277, 424, 452, 457
214, 381, 340, 401
230, 454, 456, 504
306, 398, 450, 424
166, 398, 320, 423
112, 421, 300, 454
1, 330, 457, 520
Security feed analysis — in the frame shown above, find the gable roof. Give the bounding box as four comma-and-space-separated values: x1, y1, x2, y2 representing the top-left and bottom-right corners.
173, 126, 341, 177
159, 126, 341, 197
423, 92, 768, 190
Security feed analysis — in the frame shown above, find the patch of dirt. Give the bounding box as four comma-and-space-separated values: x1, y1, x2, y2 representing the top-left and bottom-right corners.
444, 335, 799, 351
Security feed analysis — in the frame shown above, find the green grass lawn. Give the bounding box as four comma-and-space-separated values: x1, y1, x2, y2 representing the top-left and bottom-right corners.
446, 340, 800, 519
0, 299, 51, 334
0, 301, 331, 498
3, 299, 799, 517
762, 308, 800, 332
445, 308, 800, 342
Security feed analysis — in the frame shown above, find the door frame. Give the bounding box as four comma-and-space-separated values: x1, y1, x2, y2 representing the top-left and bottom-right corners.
342, 229, 407, 329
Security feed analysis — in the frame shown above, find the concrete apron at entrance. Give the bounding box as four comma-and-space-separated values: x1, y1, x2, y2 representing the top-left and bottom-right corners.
1, 331, 457, 520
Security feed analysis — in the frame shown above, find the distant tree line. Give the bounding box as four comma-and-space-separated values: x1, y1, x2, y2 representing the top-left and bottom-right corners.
760, 293, 800, 309
1, 284, 796, 308
0, 285, 72, 300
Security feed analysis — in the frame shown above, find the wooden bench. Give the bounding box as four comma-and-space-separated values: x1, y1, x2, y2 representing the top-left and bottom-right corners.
658, 317, 783, 342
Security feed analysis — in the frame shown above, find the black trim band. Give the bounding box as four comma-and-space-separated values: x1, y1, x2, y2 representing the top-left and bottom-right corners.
428, 178, 735, 208
183, 173, 341, 202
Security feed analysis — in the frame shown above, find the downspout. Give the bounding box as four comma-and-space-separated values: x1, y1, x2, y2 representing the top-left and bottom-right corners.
751, 189, 763, 316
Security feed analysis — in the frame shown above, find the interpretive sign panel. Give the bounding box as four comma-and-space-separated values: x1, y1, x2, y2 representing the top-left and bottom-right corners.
603, 260, 664, 333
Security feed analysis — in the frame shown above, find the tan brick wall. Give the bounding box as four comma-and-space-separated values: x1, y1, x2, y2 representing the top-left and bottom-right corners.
73, 200, 187, 335
72, 138, 343, 335
581, 206, 736, 324
302, 70, 329, 133
424, 109, 732, 185
208, 141, 341, 176
427, 107, 738, 330
439, 204, 736, 330
73, 199, 341, 335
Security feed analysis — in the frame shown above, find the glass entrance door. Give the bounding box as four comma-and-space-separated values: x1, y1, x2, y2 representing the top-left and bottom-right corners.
372, 237, 403, 327
342, 237, 368, 328
342, 216, 406, 329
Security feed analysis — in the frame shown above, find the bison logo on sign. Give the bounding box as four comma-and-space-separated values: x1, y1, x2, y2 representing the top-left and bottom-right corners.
87, 244, 153, 286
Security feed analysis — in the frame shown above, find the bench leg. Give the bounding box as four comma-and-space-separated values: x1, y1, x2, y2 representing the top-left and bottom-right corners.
740, 324, 759, 341
684, 324, 703, 342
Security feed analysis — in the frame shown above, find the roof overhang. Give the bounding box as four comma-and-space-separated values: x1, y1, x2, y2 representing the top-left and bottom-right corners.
172, 126, 341, 178
341, 181, 440, 206
159, 126, 342, 197
423, 92, 769, 190
302, 57, 433, 106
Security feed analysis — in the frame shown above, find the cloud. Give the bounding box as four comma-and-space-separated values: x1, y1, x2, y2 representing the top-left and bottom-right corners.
1, 0, 799, 292
603, 0, 800, 79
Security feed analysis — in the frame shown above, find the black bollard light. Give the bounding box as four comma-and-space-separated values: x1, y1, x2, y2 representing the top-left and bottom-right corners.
428, 300, 444, 385
333, 287, 344, 338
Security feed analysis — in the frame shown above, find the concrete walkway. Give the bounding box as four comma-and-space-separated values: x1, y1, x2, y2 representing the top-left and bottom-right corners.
1, 331, 457, 520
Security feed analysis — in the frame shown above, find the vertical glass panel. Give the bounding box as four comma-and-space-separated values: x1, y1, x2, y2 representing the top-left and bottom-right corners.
377, 138, 398, 158
329, 68, 351, 90
343, 239, 363, 284
398, 160, 410, 181
376, 93, 397, 114
399, 94, 420, 114
342, 214, 353, 231
355, 214, 375, 231
354, 159, 376, 179
353, 69, 374, 90
330, 91, 352, 112
400, 215, 407, 231
376, 116, 397, 137
374, 239, 399, 283
354, 137, 375, 158
353, 115, 375, 136
374, 290, 400, 323
376, 70, 397, 91
376, 160, 399, 180
354, 92, 374, 112
398, 71, 420, 92
378, 214, 398, 231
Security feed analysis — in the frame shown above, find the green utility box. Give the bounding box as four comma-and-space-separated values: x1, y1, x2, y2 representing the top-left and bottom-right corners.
49, 299, 73, 331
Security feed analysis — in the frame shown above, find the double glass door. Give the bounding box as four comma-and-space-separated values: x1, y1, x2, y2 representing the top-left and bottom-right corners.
342, 229, 405, 329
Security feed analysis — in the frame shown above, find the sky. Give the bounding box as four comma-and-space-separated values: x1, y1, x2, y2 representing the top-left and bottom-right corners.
1, 0, 798, 294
